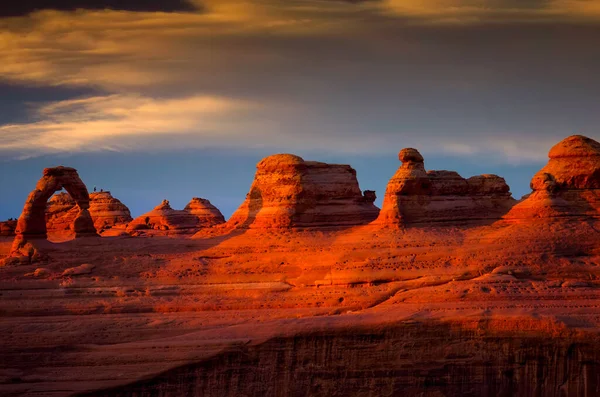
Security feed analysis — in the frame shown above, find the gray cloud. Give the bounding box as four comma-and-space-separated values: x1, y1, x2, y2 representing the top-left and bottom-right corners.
0, 0, 199, 17
0, 0, 599, 162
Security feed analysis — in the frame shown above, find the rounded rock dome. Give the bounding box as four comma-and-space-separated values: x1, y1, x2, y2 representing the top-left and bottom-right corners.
257, 154, 305, 170
398, 148, 424, 163
548, 135, 600, 159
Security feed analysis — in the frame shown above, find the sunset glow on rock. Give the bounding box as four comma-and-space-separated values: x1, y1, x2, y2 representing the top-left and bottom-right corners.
1, 2, 600, 396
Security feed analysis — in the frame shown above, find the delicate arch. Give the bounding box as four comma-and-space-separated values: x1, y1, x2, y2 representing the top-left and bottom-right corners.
15, 166, 97, 239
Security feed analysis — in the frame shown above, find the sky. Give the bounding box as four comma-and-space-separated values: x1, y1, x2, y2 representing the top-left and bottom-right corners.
1, 0, 600, 219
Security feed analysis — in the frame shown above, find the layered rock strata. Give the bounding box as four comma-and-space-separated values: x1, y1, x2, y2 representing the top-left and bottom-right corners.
183, 198, 225, 226
377, 148, 515, 225
226, 154, 379, 228
89, 191, 133, 230
46, 191, 132, 235
505, 135, 600, 219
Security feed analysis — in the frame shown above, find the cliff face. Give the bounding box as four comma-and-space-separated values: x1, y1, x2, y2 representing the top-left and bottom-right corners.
85, 324, 600, 397
377, 148, 515, 225
505, 135, 600, 220
46, 191, 132, 236
226, 154, 379, 229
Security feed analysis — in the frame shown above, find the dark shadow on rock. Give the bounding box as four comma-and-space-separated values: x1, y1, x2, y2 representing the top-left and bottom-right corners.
78, 320, 600, 397
240, 187, 263, 229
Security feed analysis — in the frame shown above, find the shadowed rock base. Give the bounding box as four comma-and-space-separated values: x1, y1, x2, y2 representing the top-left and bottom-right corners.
83, 323, 600, 397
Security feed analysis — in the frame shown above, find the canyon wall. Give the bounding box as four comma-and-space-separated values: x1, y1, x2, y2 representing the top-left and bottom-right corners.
84, 324, 600, 397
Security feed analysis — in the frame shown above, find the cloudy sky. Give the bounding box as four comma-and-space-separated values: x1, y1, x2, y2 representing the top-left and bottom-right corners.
1, 0, 599, 219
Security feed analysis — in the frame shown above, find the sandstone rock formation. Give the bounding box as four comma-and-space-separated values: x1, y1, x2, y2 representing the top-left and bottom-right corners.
183, 198, 225, 226
225, 154, 379, 229
46, 191, 132, 235
127, 199, 221, 236
2, 136, 600, 396
0, 220, 17, 237
505, 135, 600, 219
45, 193, 78, 235
62, 263, 95, 276
89, 191, 133, 230
14, 167, 97, 241
377, 148, 515, 225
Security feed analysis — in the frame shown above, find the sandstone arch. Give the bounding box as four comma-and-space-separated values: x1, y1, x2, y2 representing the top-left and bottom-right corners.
15, 166, 98, 240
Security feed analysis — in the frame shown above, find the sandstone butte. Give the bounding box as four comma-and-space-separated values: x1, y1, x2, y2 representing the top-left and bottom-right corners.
376, 147, 516, 225
221, 154, 379, 229
46, 191, 133, 239
127, 198, 225, 236
0, 135, 599, 397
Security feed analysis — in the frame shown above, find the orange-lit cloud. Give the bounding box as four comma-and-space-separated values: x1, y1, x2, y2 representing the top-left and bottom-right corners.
0, 92, 561, 163
0, 95, 254, 154
382, 0, 600, 23
0, 93, 413, 158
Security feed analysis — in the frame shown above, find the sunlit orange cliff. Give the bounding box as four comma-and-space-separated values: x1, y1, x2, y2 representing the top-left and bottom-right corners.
1, 135, 600, 396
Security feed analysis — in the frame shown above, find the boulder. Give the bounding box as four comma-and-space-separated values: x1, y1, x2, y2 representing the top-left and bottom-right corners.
62, 263, 95, 276
25, 268, 51, 278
